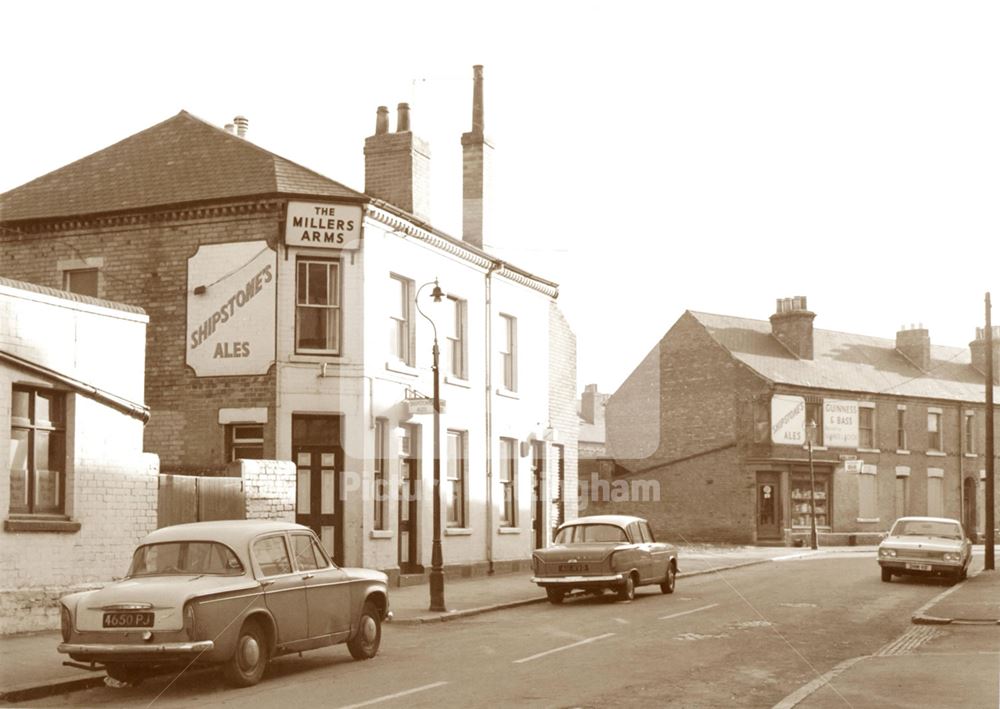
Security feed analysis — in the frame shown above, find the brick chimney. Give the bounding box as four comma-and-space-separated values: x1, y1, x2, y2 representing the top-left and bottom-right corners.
461, 65, 493, 250
769, 296, 815, 360
896, 324, 931, 371
364, 103, 431, 222
970, 326, 1000, 385
581, 384, 608, 426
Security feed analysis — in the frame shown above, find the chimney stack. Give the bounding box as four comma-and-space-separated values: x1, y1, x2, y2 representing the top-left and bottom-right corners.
233, 115, 249, 138
462, 64, 493, 250
581, 384, 609, 427
364, 102, 431, 222
896, 324, 932, 371
769, 296, 816, 360
970, 326, 1000, 385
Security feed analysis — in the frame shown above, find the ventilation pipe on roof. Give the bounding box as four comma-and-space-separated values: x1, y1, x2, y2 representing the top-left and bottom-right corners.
233, 115, 249, 138
224, 123, 236, 134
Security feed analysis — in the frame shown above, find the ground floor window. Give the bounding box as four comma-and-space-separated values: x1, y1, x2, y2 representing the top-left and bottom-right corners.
10, 386, 67, 515
499, 437, 517, 526
227, 424, 264, 461
446, 430, 467, 527
791, 473, 829, 528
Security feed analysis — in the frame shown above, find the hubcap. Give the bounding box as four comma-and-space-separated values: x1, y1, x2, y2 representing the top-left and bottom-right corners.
240, 635, 260, 670
361, 616, 377, 645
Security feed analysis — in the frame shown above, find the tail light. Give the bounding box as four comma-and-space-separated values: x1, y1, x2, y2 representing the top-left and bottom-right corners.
184, 603, 198, 639
60, 605, 72, 642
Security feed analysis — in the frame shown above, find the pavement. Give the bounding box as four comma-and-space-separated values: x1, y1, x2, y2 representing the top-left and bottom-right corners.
2, 544, 996, 704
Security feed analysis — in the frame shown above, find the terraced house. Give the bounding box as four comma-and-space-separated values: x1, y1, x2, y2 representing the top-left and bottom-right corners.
0, 66, 579, 583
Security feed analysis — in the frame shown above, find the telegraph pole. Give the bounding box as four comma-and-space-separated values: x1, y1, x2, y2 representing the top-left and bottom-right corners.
986, 292, 995, 571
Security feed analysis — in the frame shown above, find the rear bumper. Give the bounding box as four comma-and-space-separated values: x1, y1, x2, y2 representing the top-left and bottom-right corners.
532, 574, 625, 586
59, 640, 214, 658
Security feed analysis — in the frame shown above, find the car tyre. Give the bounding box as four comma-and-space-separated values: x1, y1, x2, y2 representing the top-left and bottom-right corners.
617, 573, 636, 602
222, 619, 268, 687
880, 567, 892, 583
661, 562, 676, 594
104, 664, 145, 686
347, 601, 382, 660
546, 588, 565, 605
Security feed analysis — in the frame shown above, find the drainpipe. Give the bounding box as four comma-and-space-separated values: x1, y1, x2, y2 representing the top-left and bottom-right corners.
484, 260, 503, 574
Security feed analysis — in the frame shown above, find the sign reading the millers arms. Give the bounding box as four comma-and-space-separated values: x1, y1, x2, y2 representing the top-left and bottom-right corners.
285, 202, 363, 249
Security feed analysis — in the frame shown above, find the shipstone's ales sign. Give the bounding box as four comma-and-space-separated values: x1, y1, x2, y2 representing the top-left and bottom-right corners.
186, 241, 276, 377
285, 201, 362, 249
823, 399, 859, 448
771, 394, 806, 445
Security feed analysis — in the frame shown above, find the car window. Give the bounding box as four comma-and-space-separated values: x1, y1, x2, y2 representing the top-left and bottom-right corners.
128, 542, 243, 577
628, 522, 642, 543
253, 536, 293, 576
555, 524, 629, 543
891, 520, 962, 539
291, 534, 322, 571
640, 522, 656, 543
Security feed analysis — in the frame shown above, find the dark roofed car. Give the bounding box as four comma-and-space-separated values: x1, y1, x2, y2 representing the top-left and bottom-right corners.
57, 520, 389, 687
531, 515, 679, 604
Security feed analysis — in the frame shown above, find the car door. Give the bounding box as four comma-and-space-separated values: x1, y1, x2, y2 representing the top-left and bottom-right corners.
290, 532, 352, 640
642, 521, 672, 580
628, 522, 654, 582
252, 534, 309, 646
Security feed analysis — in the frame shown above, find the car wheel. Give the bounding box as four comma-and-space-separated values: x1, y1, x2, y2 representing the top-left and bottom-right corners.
881, 567, 892, 583
959, 564, 968, 581
222, 619, 268, 687
104, 663, 144, 686
661, 562, 676, 594
546, 588, 565, 605
348, 601, 382, 660
617, 573, 636, 602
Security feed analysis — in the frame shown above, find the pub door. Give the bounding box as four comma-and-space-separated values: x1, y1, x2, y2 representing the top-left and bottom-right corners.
398, 424, 422, 574
756, 472, 782, 540
293, 415, 344, 566
531, 441, 546, 549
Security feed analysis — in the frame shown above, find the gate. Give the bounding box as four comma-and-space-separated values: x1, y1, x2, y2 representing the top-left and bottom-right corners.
158, 474, 246, 528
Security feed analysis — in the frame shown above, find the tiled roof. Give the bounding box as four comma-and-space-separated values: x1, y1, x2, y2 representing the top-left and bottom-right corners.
0, 111, 364, 222
0, 275, 146, 315
689, 310, 997, 403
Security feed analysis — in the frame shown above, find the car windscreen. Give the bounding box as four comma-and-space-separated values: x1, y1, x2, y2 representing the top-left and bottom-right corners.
554, 524, 629, 544
891, 520, 962, 539
128, 541, 245, 576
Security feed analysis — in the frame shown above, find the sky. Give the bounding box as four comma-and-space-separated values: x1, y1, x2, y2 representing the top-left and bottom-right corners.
2, 1, 998, 393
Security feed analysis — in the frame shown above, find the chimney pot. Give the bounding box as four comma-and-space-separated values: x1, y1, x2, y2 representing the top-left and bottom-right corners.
233, 115, 249, 138
224, 123, 235, 134
375, 106, 389, 135
396, 103, 411, 132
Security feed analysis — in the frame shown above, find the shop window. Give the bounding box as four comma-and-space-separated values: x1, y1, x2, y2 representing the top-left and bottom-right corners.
791, 474, 829, 528
499, 313, 517, 392
373, 419, 388, 530
389, 274, 414, 365
499, 437, 517, 526
858, 465, 878, 519
446, 430, 467, 527
858, 405, 875, 449
64, 268, 99, 297
927, 411, 942, 452
446, 296, 468, 379
227, 424, 263, 461
296, 258, 341, 354
9, 386, 67, 515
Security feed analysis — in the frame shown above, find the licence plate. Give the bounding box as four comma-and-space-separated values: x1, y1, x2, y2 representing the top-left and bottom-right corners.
103, 612, 154, 628
905, 562, 932, 571
558, 563, 589, 572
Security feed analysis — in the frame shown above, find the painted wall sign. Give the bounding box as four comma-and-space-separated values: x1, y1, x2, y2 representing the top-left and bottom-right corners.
186, 241, 276, 377
771, 394, 806, 445
285, 201, 363, 249
823, 399, 859, 448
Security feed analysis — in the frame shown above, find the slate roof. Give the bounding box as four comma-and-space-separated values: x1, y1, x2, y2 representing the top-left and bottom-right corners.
0, 111, 364, 222
688, 310, 998, 404
0, 275, 146, 315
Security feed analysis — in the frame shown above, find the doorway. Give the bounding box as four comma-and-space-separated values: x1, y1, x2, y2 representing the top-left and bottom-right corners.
531, 441, 546, 550
963, 476, 977, 541
398, 424, 422, 573
756, 472, 781, 540
293, 415, 344, 565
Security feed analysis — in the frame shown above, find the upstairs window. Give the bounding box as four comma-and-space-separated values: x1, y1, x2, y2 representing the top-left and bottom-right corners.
896, 407, 907, 450
964, 412, 976, 455
446, 296, 468, 379
858, 405, 875, 449
389, 274, 414, 365
296, 259, 341, 354
499, 313, 517, 392
927, 411, 943, 452
10, 386, 66, 515
64, 268, 99, 297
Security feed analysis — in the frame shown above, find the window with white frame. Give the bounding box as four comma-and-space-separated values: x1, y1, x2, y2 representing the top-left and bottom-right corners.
858, 404, 876, 449
927, 410, 943, 452
389, 274, 414, 365
373, 419, 388, 530
63, 268, 99, 297
227, 424, 264, 461
446, 296, 467, 379
10, 386, 67, 515
296, 258, 341, 353
964, 412, 976, 455
499, 437, 517, 526
499, 313, 517, 391
446, 430, 467, 527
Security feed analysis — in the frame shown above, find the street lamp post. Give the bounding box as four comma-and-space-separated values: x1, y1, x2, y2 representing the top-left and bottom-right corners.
416, 279, 447, 612
806, 419, 819, 550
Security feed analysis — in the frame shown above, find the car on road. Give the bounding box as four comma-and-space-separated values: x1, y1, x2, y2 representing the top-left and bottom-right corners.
877, 516, 972, 584
58, 520, 390, 687
531, 514, 679, 604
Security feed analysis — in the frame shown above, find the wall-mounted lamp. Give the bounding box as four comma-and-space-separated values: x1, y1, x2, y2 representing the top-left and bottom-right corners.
193, 285, 207, 295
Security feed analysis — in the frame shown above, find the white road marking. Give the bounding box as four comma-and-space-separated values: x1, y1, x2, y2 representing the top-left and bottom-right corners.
337, 681, 449, 708
771, 656, 866, 709
659, 602, 719, 621
513, 633, 616, 664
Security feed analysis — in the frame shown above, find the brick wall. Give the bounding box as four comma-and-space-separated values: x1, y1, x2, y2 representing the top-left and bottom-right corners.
238, 459, 296, 521
549, 303, 580, 524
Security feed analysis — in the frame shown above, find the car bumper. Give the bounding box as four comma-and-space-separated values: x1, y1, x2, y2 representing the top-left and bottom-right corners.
532, 574, 625, 586
879, 559, 963, 575
59, 640, 214, 657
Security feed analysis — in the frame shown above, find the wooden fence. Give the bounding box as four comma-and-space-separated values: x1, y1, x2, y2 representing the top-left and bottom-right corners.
158, 474, 246, 528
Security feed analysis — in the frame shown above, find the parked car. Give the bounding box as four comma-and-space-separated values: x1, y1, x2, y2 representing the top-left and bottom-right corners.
58, 520, 390, 687
877, 516, 972, 584
531, 515, 679, 603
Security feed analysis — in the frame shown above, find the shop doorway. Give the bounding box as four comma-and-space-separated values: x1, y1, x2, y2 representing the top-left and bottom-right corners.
293, 414, 344, 565
756, 472, 781, 540
398, 424, 422, 573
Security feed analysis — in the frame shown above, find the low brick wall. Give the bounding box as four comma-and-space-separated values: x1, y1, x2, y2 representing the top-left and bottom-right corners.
238, 459, 295, 521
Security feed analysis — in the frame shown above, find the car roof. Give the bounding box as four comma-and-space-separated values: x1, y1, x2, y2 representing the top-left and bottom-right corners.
558, 515, 646, 528
140, 519, 311, 547
893, 516, 962, 526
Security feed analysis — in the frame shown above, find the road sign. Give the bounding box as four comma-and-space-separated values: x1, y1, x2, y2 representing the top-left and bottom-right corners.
839, 454, 857, 461
844, 460, 863, 473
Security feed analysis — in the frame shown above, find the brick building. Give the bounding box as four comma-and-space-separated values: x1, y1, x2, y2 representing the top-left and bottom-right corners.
0, 277, 157, 632
597, 297, 999, 545
0, 66, 578, 580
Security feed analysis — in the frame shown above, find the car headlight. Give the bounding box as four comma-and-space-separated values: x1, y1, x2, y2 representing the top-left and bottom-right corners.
60, 604, 72, 642
943, 552, 961, 561
879, 548, 897, 558
184, 603, 198, 639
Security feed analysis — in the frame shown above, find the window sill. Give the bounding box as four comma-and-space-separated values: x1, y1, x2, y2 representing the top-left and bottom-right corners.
444, 376, 471, 389
857, 448, 880, 454
496, 388, 519, 400
369, 530, 393, 539
497, 526, 520, 534
856, 518, 880, 524
385, 360, 419, 377
926, 451, 947, 457
964, 453, 978, 458
4, 517, 81, 533
445, 527, 473, 536
896, 449, 910, 455
289, 353, 343, 363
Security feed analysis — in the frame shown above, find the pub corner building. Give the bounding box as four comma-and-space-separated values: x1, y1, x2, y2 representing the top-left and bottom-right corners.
0, 66, 580, 582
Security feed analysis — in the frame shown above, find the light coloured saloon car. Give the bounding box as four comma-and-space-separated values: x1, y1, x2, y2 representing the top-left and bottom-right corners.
531, 515, 679, 603
878, 516, 972, 584
58, 520, 389, 687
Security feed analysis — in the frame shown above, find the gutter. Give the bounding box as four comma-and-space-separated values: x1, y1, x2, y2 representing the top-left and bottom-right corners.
0, 349, 150, 424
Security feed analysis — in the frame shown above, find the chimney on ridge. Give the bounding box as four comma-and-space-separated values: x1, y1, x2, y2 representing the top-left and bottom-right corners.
581, 384, 609, 427
896, 324, 931, 371
364, 103, 432, 222
970, 326, 1000, 385
233, 115, 249, 138
462, 65, 493, 250
769, 296, 816, 360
